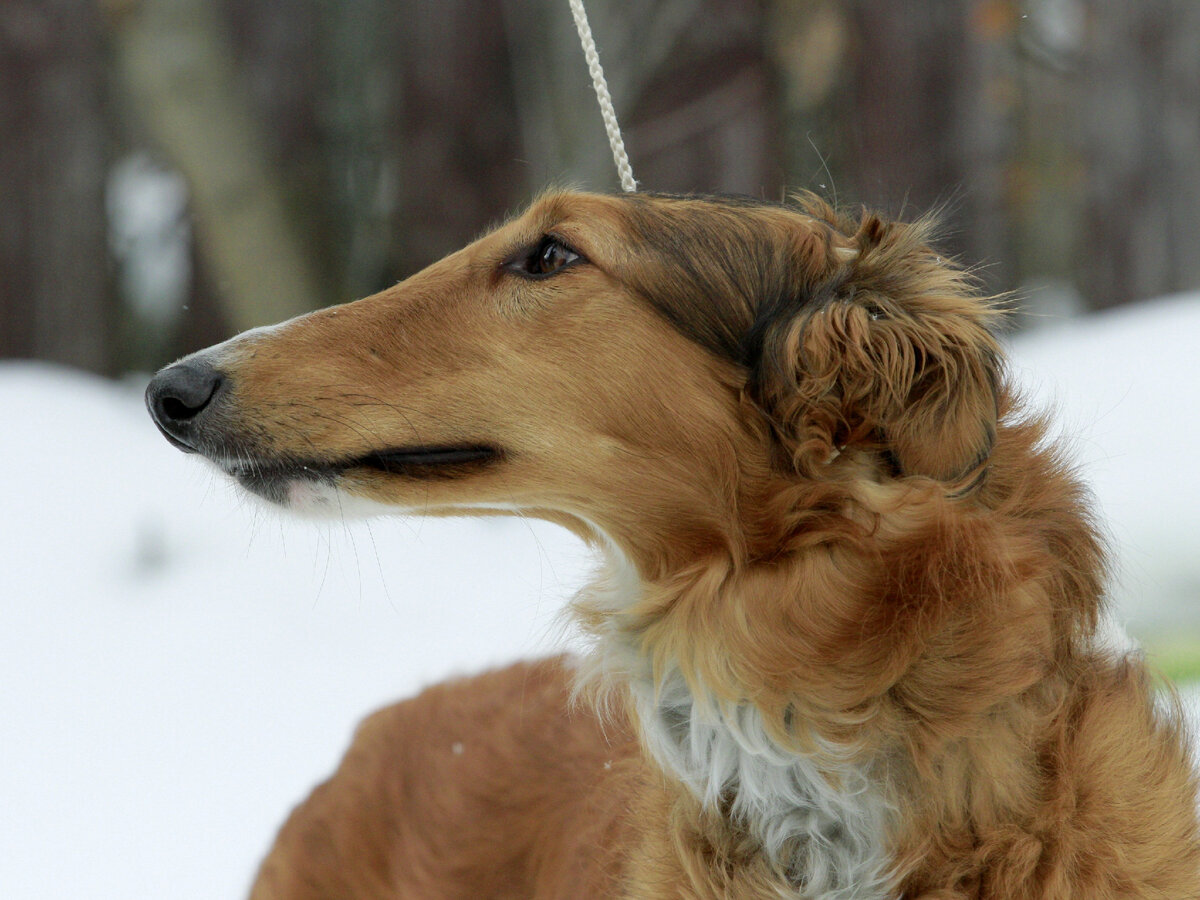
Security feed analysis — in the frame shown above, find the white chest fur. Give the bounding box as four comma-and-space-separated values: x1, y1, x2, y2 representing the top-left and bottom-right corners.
630, 672, 895, 899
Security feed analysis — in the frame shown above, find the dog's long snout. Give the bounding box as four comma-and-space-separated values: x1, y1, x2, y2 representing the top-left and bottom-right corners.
145, 359, 225, 452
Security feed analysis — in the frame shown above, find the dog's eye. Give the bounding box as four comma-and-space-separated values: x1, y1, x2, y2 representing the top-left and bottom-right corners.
507, 236, 583, 279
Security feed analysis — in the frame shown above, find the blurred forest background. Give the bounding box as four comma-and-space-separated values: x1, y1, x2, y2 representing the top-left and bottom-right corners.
2, 0, 1198, 375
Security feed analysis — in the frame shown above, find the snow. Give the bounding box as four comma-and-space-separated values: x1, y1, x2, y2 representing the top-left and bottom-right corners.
1004, 293, 1200, 637
1, 294, 1198, 898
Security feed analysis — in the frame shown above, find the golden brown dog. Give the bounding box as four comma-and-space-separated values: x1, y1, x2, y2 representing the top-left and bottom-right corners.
147, 191, 1200, 898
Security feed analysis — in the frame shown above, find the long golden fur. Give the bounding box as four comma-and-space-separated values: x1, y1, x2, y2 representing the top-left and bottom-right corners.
147, 191, 1200, 898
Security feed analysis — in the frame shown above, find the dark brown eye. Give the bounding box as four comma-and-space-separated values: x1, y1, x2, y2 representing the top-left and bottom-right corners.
507, 236, 583, 279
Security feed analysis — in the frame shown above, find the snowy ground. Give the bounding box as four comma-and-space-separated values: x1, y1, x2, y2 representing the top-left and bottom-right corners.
1005, 294, 1200, 640
1, 295, 1198, 899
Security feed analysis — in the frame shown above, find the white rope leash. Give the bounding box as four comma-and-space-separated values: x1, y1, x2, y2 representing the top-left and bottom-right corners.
567, 0, 637, 192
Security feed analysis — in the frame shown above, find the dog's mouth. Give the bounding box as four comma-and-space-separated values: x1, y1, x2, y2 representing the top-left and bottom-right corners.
354, 445, 501, 473
221, 444, 504, 505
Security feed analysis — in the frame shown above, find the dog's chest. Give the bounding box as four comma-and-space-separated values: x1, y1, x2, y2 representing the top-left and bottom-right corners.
630, 674, 895, 900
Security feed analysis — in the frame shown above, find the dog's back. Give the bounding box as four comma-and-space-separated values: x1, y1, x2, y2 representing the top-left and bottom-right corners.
249, 658, 643, 899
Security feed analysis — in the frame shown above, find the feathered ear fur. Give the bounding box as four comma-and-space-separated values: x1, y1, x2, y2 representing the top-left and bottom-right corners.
749, 200, 1002, 486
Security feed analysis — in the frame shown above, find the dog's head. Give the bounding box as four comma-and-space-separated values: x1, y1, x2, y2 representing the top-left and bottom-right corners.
147, 191, 1001, 570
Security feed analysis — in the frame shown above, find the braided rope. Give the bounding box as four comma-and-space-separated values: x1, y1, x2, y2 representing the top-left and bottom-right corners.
567, 0, 637, 192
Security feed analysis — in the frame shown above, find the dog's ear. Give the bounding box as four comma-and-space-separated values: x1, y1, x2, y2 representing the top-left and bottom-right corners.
749, 207, 1001, 486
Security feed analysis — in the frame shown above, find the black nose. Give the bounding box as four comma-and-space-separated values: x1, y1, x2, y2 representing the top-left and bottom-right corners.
145, 359, 225, 452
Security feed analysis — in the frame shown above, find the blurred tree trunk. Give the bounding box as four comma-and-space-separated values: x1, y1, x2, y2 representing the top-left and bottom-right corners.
319, 0, 397, 298
1077, 1, 1200, 309
767, 0, 854, 200
1008, 0, 1086, 317
386, 0, 526, 275
769, 1, 1013, 286
0, 1, 111, 373
841, 2, 973, 211
620, 0, 781, 195
840, 1, 1016, 290
502, 0, 780, 197
219, 0, 328, 293
106, 0, 321, 332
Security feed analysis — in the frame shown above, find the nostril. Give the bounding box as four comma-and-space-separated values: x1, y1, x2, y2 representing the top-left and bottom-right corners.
160, 392, 212, 422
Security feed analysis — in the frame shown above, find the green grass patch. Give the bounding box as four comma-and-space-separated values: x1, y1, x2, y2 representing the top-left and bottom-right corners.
1143, 636, 1200, 688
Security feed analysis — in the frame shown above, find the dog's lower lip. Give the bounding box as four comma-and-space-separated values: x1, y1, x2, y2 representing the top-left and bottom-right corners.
353, 445, 500, 472
217, 446, 501, 485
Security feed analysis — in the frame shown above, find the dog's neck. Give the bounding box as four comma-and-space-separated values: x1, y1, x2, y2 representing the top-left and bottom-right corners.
575, 544, 897, 900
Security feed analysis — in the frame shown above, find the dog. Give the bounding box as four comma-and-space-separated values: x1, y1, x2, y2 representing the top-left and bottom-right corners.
146, 191, 1200, 898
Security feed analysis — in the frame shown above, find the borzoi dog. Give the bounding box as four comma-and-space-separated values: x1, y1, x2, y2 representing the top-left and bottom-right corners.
147, 191, 1200, 898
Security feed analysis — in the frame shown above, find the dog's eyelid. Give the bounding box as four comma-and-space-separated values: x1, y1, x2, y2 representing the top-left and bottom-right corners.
542, 232, 586, 261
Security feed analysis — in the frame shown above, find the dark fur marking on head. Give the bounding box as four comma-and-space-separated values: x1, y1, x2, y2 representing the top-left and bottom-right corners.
617, 194, 835, 368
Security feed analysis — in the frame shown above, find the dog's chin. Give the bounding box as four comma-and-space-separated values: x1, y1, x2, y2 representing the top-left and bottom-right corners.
231, 468, 343, 518
284, 477, 400, 519
216, 463, 342, 516
223, 466, 407, 519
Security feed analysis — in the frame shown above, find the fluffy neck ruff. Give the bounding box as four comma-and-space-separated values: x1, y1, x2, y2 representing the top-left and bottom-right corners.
575, 546, 897, 899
